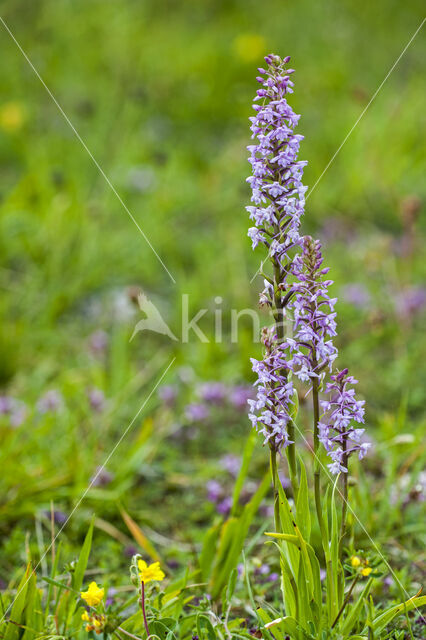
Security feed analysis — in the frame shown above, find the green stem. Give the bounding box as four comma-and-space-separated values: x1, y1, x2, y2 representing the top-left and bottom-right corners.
339, 442, 348, 557
272, 261, 299, 500
286, 419, 299, 499
331, 574, 359, 629
312, 376, 326, 543
270, 447, 281, 533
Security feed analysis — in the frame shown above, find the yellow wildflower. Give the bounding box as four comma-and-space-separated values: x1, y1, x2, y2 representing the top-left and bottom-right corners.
350, 556, 361, 568
138, 559, 165, 584
80, 581, 105, 606
233, 34, 266, 63
0, 102, 25, 133
361, 567, 372, 577
82, 612, 105, 634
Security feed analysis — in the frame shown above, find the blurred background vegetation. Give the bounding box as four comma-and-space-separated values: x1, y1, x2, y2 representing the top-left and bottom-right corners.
0, 0, 424, 591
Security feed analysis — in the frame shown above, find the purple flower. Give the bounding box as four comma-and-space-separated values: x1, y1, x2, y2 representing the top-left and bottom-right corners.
206, 480, 223, 503
278, 472, 291, 490
158, 385, 177, 408
248, 343, 296, 450
42, 509, 67, 524
255, 563, 270, 576
267, 572, 279, 582
287, 236, 338, 384
184, 403, 209, 422
228, 385, 254, 410
246, 54, 306, 272
88, 388, 106, 412
199, 382, 226, 405
319, 368, 369, 474
0, 396, 27, 427
246, 55, 307, 452
36, 389, 63, 414
219, 454, 241, 476
341, 284, 371, 309
395, 286, 426, 318
0, 396, 13, 414
89, 330, 108, 355
216, 497, 232, 515
259, 503, 275, 518
90, 465, 114, 487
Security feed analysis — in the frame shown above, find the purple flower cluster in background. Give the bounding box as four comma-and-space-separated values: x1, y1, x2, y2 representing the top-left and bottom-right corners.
0, 396, 27, 427
199, 382, 227, 405
185, 403, 210, 422
36, 389, 64, 414
157, 381, 255, 425
87, 388, 106, 413
319, 368, 369, 474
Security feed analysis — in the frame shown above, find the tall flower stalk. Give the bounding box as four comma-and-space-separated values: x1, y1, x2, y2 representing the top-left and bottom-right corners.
246, 54, 374, 635
247, 53, 307, 503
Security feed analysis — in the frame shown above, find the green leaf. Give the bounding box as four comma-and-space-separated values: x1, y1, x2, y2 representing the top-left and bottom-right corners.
68, 518, 94, 625
264, 614, 317, 640
209, 471, 269, 599
4, 564, 32, 640
296, 457, 311, 543
22, 575, 43, 640
231, 430, 256, 516
196, 613, 217, 640
71, 518, 94, 593
340, 577, 374, 636
225, 568, 238, 608
329, 478, 340, 619
297, 553, 310, 631
45, 541, 62, 619
267, 540, 297, 619
275, 477, 300, 580
150, 619, 177, 640
363, 595, 426, 636
243, 559, 275, 640
199, 522, 221, 582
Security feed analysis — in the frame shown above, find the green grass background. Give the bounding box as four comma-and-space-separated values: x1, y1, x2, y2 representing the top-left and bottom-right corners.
0, 0, 425, 587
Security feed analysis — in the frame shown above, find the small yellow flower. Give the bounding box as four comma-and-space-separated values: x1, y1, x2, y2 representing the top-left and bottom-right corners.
0, 102, 25, 133
138, 559, 165, 584
233, 34, 266, 63
81, 612, 90, 622
80, 581, 105, 606
350, 556, 361, 567
361, 567, 372, 577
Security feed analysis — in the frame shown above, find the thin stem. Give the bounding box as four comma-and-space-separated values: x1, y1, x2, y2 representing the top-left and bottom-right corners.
312, 375, 326, 542
272, 261, 299, 500
270, 447, 281, 533
286, 419, 299, 499
331, 574, 359, 629
139, 581, 150, 638
339, 441, 348, 557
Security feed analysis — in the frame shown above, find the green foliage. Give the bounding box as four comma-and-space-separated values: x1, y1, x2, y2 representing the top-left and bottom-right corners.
0, 0, 425, 638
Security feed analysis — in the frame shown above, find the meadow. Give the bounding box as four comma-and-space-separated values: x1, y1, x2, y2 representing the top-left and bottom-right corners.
0, 1, 425, 638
